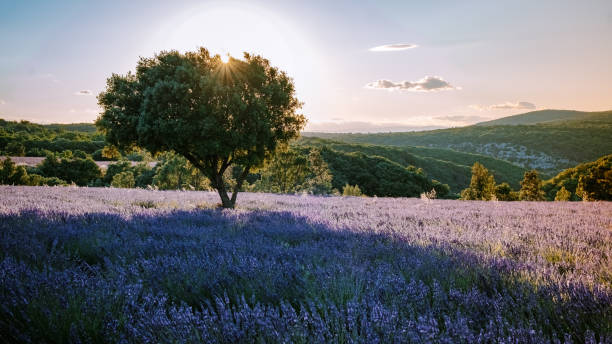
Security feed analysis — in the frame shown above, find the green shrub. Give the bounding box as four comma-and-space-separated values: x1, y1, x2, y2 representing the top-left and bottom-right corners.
111, 171, 135, 188
6, 142, 26, 156
495, 182, 518, 201
554, 186, 571, 201
342, 184, 362, 197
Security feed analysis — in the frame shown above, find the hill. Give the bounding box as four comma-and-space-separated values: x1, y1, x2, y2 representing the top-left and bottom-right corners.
296, 137, 527, 193
44, 122, 98, 133
543, 154, 612, 201
0, 119, 99, 136
475, 109, 612, 126
304, 111, 612, 175
0, 118, 105, 156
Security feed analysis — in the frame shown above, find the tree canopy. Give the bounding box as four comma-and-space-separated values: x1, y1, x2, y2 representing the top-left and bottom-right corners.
460, 162, 496, 200
96, 48, 306, 207
519, 170, 546, 201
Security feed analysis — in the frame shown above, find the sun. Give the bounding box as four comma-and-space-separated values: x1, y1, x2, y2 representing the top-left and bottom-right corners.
220, 54, 229, 64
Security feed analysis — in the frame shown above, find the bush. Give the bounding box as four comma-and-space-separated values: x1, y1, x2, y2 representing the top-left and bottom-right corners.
38, 154, 102, 186
27, 174, 67, 186
103, 161, 132, 185
342, 184, 362, 196
0, 157, 28, 184
554, 186, 571, 201
495, 182, 519, 201
6, 142, 26, 156
0, 158, 66, 186
111, 171, 135, 188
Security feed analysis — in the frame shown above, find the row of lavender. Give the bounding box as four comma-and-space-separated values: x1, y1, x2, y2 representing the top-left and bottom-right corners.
1, 186, 611, 343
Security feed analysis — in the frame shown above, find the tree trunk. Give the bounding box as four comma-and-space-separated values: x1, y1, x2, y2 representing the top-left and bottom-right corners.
214, 173, 235, 208
218, 188, 234, 208
230, 165, 251, 206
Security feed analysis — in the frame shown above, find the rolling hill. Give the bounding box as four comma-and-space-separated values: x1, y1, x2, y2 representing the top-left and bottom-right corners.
542, 154, 612, 201
304, 110, 612, 175
296, 137, 527, 194
475, 109, 612, 126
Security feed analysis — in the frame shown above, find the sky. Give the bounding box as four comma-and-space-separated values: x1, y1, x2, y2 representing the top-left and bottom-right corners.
1, 0, 611, 132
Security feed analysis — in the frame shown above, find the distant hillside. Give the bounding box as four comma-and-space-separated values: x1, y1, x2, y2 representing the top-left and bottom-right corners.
543, 154, 612, 201
0, 118, 105, 156
44, 123, 98, 133
475, 109, 612, 126
304, 111, 612, 175
0, 119, 98, 135
296, 137, 527, 193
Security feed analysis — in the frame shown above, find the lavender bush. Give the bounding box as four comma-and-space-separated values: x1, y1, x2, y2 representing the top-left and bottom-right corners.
1, 186, 611, 343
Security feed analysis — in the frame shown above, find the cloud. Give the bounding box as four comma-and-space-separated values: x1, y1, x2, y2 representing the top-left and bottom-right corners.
369, 43, 418, 52
471, 101, 536, 111
433, 115, 490, 123
74, 90, 93, 96
366, 76, 458, 92
490, 101, 536, 110
0, 99, 5, 105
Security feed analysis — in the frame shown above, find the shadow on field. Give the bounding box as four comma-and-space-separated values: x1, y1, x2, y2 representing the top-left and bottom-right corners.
1, 207, 610, 342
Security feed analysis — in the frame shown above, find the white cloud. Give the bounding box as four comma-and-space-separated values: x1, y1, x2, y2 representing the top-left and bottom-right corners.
369, 43, 418, 52
491, 101, 536, 110
365, 76, 458, 92
471, 101, 536, 111
74, 90, 93, 96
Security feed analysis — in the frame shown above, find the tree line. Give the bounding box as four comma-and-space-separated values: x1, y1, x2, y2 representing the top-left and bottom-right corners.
0, 146, 448, 198
460, 159, 611, 201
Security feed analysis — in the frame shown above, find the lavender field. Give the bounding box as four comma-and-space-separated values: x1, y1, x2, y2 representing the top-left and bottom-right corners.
1, 186, 611, 343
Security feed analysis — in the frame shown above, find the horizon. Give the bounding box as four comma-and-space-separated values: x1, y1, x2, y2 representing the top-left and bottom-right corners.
2, 107, 607, 134
1, 1, 612, 132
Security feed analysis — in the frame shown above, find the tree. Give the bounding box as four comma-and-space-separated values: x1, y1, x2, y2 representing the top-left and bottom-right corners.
253, 148, 332, 195
152, 153, 211, 190
575, 159, 612, 201
301, 149, 332, 195
97, 48, 305, 208
255, 148, 309, 194
519, 170, 546, 201
554, 186, 571, 201
460, 162, 496, 200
